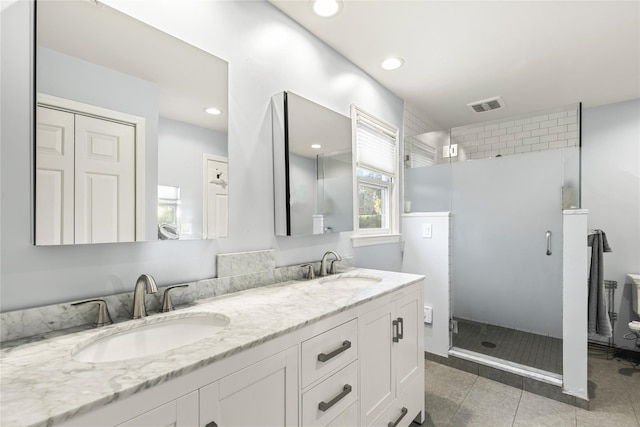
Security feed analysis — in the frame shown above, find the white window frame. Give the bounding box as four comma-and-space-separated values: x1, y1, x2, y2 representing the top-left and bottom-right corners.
351, 105, 401, 247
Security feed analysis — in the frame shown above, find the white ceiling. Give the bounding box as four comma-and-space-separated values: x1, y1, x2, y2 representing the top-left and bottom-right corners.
37, 0, 228, 133
270, 0, 640, 129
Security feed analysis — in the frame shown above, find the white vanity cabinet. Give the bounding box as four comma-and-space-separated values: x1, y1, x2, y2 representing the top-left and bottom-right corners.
300, 318, 359, 427
62, 344, 298, 427
360, 289, 423, 427
56, 279, 423, 427
199, 346, 298, 427
115, 391, 198, 427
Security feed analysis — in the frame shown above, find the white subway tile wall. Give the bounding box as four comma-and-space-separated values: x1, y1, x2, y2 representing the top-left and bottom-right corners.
447, 110, 578, 164
404, 103, 440, 138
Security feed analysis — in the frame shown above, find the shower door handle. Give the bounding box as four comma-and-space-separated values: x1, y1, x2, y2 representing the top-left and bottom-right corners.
546, 231, 552, 256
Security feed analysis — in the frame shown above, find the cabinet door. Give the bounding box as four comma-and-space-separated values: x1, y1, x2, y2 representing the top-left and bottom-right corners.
116, 391, 198, 427
199, 346, 298, 427
359, 303, 395, 426
394, 292, 421, 396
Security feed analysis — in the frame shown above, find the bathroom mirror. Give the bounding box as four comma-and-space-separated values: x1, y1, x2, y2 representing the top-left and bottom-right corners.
272, 91, 353, 236
35, 0, 228, 245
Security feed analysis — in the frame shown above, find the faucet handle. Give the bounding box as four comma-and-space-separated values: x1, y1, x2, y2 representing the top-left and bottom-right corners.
300, 264, 315, 280
160, 284, 189, 312
72, 299, 113, 327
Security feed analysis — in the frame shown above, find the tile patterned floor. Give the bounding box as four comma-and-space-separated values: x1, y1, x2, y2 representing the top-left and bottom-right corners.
452, 318, 563, 375
418, 352, 640, 426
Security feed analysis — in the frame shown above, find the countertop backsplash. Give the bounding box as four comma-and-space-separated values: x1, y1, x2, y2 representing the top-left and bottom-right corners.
0, 249, 355, 343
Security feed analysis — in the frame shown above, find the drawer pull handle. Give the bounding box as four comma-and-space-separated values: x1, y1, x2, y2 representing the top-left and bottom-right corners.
392, 318, 404, 342
318, 384, 352, 412
205, 422, 218, 427
317, 340, 351, 362
388, 407, 408, 427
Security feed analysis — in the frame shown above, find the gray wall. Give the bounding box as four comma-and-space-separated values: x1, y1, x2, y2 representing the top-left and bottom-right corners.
158, 117, 227, 239
404, 164, 451, 212
582, 99, 640, 350
0, 0, 403, 312
289, 153, 317, 236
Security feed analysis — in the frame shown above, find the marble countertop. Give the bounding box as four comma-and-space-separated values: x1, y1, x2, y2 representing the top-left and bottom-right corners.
0, 268, 424, 427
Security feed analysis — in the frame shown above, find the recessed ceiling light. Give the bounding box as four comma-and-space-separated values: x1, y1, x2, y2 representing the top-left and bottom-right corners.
311, 144, 322, 149
204, 107, 222, 115
381, 57, 405, 71
313, 0, 341, 17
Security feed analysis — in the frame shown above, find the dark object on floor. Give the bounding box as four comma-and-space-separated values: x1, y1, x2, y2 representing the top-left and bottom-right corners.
481, 341, 497, 348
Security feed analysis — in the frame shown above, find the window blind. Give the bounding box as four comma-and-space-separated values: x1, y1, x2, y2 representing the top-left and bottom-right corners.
408, 138, 436, 168
355, 115, 397, 176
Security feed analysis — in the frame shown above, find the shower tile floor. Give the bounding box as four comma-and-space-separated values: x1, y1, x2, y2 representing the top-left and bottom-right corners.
452, 317, 563, 375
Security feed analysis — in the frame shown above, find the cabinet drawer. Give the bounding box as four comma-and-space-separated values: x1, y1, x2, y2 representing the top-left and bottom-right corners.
327, 401, 358, 427
302, 361, 358, 427
369, 376, 421, 427
301, 318, 357, 388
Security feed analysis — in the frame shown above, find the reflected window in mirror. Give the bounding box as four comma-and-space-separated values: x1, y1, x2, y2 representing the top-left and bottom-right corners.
158, 185, 180, 241
35, 0, 228, 245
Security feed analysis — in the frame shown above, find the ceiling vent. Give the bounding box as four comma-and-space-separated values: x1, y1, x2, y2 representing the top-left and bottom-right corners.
467, 96, 505, 113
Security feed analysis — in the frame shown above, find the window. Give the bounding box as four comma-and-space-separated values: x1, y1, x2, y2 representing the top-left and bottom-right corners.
351, 105, 401, 246
157, 185, 180, 226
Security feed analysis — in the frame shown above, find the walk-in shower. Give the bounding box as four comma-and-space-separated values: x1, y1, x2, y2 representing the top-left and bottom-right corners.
404, 104, 581, 378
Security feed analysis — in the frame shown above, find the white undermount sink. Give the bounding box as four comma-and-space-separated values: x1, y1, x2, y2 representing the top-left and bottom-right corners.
73, 313, 230, 363
319, 274, 382, 286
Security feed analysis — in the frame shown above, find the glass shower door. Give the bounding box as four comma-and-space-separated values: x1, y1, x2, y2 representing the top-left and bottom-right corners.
450, 143, 565, 374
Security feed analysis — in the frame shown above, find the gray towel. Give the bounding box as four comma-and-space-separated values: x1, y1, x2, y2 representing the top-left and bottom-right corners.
587, 230, 612, 337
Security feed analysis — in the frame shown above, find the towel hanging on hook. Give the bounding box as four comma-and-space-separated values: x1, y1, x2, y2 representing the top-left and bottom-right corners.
587, 229, 613, 338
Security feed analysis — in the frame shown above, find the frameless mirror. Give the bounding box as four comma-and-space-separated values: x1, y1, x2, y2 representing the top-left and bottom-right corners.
35, 0, 228, 245
272, 91, 353, 236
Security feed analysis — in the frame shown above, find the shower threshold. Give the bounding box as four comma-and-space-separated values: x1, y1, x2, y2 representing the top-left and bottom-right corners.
449, 347, 562, 386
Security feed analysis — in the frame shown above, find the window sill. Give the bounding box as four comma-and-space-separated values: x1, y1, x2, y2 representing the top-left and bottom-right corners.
351, 233, 402, 248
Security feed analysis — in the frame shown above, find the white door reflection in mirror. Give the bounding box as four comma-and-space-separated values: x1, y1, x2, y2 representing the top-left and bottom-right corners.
74, 115, 135, 244
35, 106, 74, 245
204, 155, 228, 239
36, 98, 143, 245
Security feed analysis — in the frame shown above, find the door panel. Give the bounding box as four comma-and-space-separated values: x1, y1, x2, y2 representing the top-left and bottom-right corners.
451, 149, 563, 337
200, 348, 297, 427
35, 106, 74, 244
395, 294, 420, 395
74, 115, 135, 243
360, 304, 395, 426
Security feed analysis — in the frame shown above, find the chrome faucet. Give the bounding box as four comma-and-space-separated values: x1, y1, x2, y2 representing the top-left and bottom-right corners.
131, 274, 158, 319
320, 251, 342, 277
71, 299, 113, 327
160, 284, 189, 313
